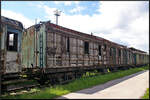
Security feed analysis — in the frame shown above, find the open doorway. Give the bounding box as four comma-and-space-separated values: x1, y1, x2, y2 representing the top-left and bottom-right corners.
7, 32, 18, 51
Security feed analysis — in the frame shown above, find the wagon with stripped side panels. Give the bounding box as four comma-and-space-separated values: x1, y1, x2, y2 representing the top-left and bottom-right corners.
0, 16, 24, 94
129, 47, 149, 67
21, 21, 149, 84
0, 16, 23, 75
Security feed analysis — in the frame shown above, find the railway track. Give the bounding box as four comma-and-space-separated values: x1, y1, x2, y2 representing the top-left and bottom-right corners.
1, 73, 41, 96
1, 65, 146, 96
1, 71, 98, 96
1, 82, 41, 97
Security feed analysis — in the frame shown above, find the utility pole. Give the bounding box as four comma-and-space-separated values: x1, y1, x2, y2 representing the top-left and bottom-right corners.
54, 9, 61, 25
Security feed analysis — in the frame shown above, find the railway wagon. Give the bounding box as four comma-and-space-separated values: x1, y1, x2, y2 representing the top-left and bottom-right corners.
22, 21, 127, 71
0, 16, 148, 87
129, 47, 149, 66
0, 16, 23, 95
0, 16, 23, 75
22, 21, 127, 83
21, 20, 148, 84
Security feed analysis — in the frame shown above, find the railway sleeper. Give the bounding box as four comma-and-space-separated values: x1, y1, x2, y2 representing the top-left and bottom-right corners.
2, 73, 21, 81
5, 84, 39, 93
2, 79, 30, 86
1, 80, 39, 94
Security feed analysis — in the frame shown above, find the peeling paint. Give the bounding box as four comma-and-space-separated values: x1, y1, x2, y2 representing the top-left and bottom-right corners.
21, 24, 46, 68
1, 16, 23, 74
21, 21, 149, 70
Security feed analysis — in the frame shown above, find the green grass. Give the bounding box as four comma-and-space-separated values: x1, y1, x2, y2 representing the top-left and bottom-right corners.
142, 88, 149, 99
1, 65, 149, 99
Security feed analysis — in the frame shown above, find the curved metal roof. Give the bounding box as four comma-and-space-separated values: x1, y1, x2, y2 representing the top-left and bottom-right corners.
1, 16, 23, 30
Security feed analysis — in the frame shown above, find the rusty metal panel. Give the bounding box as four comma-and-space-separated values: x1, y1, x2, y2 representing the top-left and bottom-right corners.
136, 53, 139, 65
22, 26, 36, 68
78, 54, 83, 66
39, 24, 47, 68
70, 55, 77, 67
121, 49, 124, 65
93, 43, 99, 65
22, 24, 46, 68
103, 43, 109, 65
0, 25, 7, 50
0, 24, 6, 74
0, 24, 2, 74
46, 29, 62, 68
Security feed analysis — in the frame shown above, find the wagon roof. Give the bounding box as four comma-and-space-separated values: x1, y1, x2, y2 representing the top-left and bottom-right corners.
129, 47, 147, 54
1, 16, 23, 31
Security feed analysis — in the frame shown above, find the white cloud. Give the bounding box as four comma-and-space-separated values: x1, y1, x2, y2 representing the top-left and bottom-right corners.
70, 6, 85, 13
1, 9, 34, 28
33, 1, 150, 53
96, 1, 149, 52
54, 1, 79, 6
54, 1, 60, 4
2, 1, 148, 53
74, 1, 80, 5
65, 1, 148, 53
38, 5, 57, 23
64, 1, 72, 6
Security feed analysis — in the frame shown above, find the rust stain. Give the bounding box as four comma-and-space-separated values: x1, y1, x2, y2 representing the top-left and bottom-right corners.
29, 27, 35, 36
16, 53, 20, 64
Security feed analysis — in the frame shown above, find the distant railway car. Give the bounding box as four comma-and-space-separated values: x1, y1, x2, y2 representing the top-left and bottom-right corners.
129, 47, 149, 66
0, 16, 23, 74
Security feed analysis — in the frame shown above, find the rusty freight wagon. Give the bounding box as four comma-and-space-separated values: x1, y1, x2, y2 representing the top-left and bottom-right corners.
129, 47, 149, 66
22, 21, 128, 70
0, 16, 23, 77
21, 21, 149, 84
22, 21, 115, 83
0, 16, 24, 94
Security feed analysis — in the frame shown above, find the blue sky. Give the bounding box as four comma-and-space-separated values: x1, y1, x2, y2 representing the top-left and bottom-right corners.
1, 1, 149, 53
2, 1, 100, 21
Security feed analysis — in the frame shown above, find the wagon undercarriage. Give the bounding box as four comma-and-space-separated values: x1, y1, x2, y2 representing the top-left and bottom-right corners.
22, 63, 148, 85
